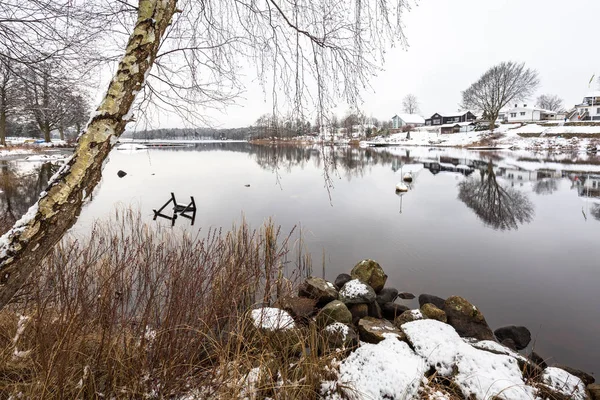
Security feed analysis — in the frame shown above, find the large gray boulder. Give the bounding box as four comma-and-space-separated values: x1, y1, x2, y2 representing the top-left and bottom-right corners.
350, 259, 387, 293
298, 276, 338, 304
316, 300, 352, 327
376, 287, 398, 304
394, 309, 426, 328
494, 325, 531, 350
443, 296, 494, 341
339, 279, 376, 305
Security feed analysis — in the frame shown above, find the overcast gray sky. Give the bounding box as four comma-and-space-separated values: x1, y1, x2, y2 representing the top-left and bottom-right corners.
147, 0, 600, 128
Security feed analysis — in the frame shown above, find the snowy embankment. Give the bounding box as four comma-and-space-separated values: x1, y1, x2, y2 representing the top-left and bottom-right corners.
364, 123, 600, 154
217, 260, 597, 400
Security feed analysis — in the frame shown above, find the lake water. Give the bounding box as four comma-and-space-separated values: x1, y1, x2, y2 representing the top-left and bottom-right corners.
2, 143, 600, 374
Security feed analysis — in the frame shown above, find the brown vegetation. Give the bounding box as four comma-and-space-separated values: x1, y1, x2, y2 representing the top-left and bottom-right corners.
0, 208, 338, 399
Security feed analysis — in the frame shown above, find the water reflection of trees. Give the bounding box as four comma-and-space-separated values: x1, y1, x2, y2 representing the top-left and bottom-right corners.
247, 145, 408, 180
532, 178, 559, 195
0, 162, 57, 234
458, 163, 534, 230
591, 204, 600, 221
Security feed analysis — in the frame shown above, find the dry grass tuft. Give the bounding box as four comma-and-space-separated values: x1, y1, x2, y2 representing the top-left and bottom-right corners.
0, 207, 337, 399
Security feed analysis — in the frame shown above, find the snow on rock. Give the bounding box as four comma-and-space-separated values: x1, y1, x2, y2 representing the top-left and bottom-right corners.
402, 320, 537, 400
325, 322, 350, 339
339, 279, 370, 298
470, 339, 528, 363
540, 367, 588, 400
250, 307, 295, 331
322, 335, 426, 400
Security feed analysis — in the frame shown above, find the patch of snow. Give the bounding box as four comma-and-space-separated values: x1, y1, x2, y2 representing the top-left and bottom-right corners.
402, 320, 537, 400
24, 154, 67, 162
325, 322, 349, 339
116, 143, 148, 151
540, 367, 587, 400
322, 335, 426, 400
339, 279, 370, 298
470, 340, 528, 362
250, 307, 295, 331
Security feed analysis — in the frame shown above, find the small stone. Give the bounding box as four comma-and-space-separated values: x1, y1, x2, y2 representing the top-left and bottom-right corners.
394, 309, 426, 328
117, 170, 127, 178
420, 303, 447, 323
357, 317, 405, 344
322, 322, 359, 350
443, 296, 494, 341
315, 300, 352, 327
334, 273, 352, 290
298, 277, 338, 304
274, 296, 317, 321
588, 383, 600, 400
376, 288, 398, 304
381, 303, 409, 321
554, 365, 595, 385
418, 293, 445, 309
339, 279, 376, 305
398, 292, 415, 300
350, 259, 387, 293
494, 325, 532, 350
367, 301, 382, 319
349, 303, 369, 324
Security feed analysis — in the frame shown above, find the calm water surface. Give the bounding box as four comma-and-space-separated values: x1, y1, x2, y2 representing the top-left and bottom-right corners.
2, 143, 599, 374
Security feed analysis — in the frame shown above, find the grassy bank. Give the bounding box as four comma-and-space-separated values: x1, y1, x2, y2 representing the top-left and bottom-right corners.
0, 208, 336, 399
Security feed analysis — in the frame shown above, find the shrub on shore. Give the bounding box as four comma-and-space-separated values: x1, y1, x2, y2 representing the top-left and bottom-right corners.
0, 208, 335, 399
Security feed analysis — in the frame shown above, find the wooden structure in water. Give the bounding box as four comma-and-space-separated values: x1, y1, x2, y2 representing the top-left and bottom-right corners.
153, 192, 197, 226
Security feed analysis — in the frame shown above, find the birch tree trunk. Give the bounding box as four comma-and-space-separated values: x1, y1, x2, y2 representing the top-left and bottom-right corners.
0, 0, 177, 308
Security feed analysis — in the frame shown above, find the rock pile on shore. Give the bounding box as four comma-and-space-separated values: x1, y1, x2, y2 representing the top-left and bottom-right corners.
252, 259, 597, 400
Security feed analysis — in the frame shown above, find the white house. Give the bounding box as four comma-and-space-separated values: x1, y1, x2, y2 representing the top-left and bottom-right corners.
506, 104, 563, 123
573, 91, 600, 122
391, 114, 425, 129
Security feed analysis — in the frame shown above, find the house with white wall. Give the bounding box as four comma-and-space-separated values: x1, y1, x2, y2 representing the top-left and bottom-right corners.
391, 114, 425, 129
506, 104, 563, 123
572, 91, 600, 121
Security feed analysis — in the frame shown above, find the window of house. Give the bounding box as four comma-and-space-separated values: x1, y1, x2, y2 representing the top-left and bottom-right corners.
425, 121, 431, 125
433, 119, 441, 124
597, 108, 600, 114
510, 113, 517, 118
520, 112, 526, 116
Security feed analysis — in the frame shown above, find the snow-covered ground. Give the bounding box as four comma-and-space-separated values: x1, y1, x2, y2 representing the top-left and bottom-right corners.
363, 123, 600, 153
321, 320, 588, 400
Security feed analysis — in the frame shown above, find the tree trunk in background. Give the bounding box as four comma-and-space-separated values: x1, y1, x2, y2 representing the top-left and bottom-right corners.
0, 105, 6, 146
0, 0, 178, 308
43, 123, 51, 143
58, 126, 64, 141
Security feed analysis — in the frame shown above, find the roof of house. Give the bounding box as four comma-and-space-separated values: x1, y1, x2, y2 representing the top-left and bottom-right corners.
392, 114, 425, 124
429, 110, 475, 119
506, 106, 558, 114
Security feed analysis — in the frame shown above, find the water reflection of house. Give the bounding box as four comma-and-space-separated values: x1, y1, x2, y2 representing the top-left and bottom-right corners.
421, 159, 475, 176
577, 175, 600, 198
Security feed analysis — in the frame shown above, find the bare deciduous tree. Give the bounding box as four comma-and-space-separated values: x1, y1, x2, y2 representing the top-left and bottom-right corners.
0, 0, 411, 308
461, 61, 539, 131
536, 94, 564, 112
402, 94, 419, 114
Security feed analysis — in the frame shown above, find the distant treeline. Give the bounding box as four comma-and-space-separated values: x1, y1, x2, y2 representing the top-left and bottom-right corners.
122, 127, 261, 140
